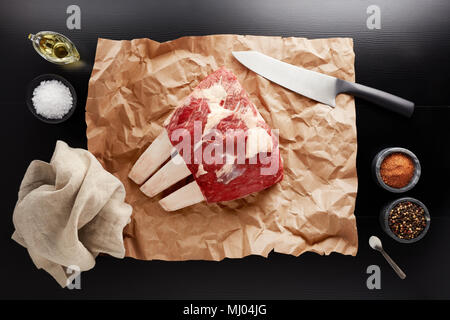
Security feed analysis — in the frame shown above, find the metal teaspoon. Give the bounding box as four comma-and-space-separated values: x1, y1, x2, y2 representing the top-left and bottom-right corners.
369, 236, 406, 279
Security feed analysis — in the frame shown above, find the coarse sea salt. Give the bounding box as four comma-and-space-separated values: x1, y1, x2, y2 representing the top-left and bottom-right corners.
32, 80, 73, 119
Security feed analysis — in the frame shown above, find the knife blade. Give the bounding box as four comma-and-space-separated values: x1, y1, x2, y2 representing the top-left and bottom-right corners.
232, 51, 414, 117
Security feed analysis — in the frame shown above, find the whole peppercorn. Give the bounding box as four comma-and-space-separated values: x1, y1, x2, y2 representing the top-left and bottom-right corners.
388, 201, 427, 240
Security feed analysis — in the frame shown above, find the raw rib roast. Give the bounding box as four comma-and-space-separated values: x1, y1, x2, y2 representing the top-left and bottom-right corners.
130, 67, 283, 209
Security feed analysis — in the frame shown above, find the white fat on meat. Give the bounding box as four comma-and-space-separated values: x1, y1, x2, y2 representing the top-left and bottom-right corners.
240, 108, 273, 159
215, 164, 246, 184
196, 163, 208, 177
246, 127, 273, 159
215, 154, 246, 184
240, 106, 265, 129
204, 103, 234, 133
194, 83, 234, 133
198, 82, 228, 103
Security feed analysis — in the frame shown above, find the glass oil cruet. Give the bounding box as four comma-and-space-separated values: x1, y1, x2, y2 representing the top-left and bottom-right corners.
28, 31, 80, 65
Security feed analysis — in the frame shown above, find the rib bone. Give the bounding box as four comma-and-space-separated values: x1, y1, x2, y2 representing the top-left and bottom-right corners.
140, 153, 191, 197
128, 129, 174, 185
159, 181, 205, 211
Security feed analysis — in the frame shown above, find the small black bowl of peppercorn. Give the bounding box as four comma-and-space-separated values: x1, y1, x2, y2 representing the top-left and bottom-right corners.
380, 197, 430, 243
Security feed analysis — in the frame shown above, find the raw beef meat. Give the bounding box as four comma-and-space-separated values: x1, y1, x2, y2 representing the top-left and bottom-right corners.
129, 67, 283, 210
165, 67, 283, 202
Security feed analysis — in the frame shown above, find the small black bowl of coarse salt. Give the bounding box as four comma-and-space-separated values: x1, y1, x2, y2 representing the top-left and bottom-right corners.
26, 74, 77, 124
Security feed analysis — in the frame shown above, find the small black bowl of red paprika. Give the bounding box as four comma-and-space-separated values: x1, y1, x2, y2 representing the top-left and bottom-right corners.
372, 147, 421, 193
380, 197, 430, 243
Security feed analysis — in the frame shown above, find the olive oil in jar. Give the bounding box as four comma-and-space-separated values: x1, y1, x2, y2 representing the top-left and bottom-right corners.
28, 31, 80, 65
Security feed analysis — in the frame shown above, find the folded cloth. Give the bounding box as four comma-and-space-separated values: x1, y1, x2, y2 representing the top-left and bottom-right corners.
12, 141, 132, 287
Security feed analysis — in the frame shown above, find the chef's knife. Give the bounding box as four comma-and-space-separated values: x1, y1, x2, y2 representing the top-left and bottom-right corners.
232, 51, 414, 117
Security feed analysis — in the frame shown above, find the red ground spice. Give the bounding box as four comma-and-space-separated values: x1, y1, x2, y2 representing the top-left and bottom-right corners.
380, 152, 415, 188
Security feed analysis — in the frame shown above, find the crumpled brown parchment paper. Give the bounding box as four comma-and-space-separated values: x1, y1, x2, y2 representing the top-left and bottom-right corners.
12, 141, 132, 287
86, 35, 358, 260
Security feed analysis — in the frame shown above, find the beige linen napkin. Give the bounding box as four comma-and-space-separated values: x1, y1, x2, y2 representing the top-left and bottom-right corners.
12, 141, 132, 287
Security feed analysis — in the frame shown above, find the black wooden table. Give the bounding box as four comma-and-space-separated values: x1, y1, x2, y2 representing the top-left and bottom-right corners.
1, 0, 449, 299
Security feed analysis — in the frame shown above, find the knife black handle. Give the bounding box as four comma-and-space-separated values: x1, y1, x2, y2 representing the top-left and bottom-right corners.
337, 80, 415, 117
